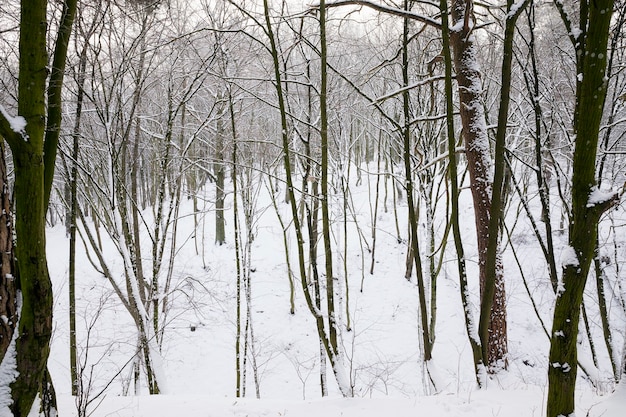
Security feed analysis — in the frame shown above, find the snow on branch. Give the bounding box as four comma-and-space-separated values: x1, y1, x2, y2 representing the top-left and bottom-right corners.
316, 0, 442, 29
418, 147, 466, 172
586, 186, 621, 214
553, 0, 580, 49
0, 104, 28, 143
507, 0, 530, 20
560, 245, 579, 270
373, 75, 448, 103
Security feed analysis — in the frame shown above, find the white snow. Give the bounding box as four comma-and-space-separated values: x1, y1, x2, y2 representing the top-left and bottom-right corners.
450, 20, 464, 33
561, 245, 579, 268
587, 186, 618, 208
571, 28, 583, 40
507, 0, 527, 19
0, 293, 20, 417
0, 105, 27, 139
38, 163, 617, 417
588, 382, 626, 417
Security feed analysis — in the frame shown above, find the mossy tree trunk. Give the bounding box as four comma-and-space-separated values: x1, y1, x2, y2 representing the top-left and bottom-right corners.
0, 1, 77, 414
7, 146, 51, 417
547, 2, 616, 417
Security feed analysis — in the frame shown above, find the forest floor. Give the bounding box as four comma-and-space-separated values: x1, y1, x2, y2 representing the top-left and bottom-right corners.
45, 172, 625, 417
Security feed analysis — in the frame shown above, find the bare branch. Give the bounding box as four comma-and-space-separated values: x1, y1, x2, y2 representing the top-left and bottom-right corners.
552, 0, 579, 49
374, 75, 449, 103
317, 0, 442, 29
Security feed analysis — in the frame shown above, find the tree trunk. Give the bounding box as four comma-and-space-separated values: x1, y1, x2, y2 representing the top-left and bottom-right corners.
438, 0, 483, 385
401, 0, 433, 367
319, 0, 343, 384
259, 0, 351, 396
0, 0, 75, 413
0, 143, 16, 365
547, 2, 616, 416
450, 0, 507, 370
481, 0, 526, 370
215, 97, 226, 245
11, 149, 53, 416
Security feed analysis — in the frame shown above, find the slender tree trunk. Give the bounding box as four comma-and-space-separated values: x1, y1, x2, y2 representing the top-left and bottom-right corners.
450, 0, 508, 370
319, 0, 343, 378
68, 41, 89, 397
438, 0, 484, 386
129, 20, 149, 307
521, 3, 559, 291
301, 58, 326, 390
43, 0, 78, 210
369, 133, 382, 275
594, 254, 619, 379
401, 0, 433, 366
259, 0, 350, 395
0, 143, 16, 366
215, 97, 226, 246
481, 0, 527, 370
547, 2, 616, 416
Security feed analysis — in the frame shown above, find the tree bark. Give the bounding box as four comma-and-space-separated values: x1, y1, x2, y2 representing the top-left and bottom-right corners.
11, 148, 53, 416
481, 0, 527, 370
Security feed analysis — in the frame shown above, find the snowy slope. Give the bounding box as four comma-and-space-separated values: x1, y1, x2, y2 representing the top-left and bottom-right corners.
45, 170, 622, 416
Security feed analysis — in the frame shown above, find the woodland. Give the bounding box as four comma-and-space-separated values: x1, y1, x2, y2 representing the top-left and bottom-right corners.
0, 0, 625, 416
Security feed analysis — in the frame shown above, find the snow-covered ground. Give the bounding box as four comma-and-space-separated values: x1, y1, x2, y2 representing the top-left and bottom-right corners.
44, 170, 624, 416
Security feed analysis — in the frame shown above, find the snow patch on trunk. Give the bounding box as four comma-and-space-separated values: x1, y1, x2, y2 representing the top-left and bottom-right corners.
0, 105, 27, 140
0, 292, 21, 416
587, 186, 617, 208
560, 246, 579, 269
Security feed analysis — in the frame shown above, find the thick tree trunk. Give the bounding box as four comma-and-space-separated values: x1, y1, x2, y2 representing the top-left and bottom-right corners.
0, 0, 77, 413
481, 0, 526, 370
11, 149, 53, 417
